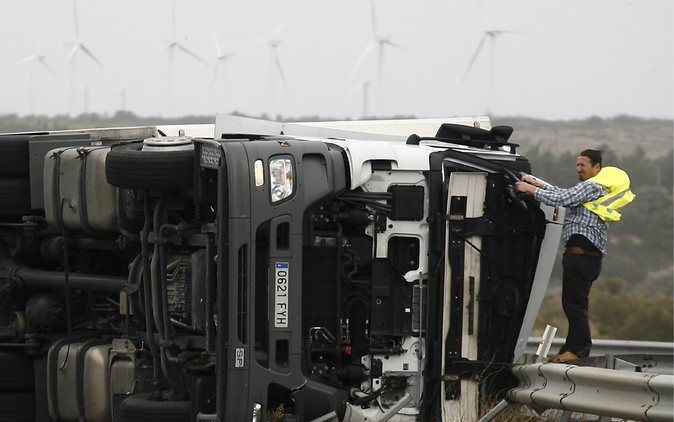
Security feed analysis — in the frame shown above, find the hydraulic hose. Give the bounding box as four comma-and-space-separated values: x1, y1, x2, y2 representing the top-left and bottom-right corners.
8, 267, 126, 294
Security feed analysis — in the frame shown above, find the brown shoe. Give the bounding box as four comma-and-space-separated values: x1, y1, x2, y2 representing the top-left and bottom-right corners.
551, 351, 579, 363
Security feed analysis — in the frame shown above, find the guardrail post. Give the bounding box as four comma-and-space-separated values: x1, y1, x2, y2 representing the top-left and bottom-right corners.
536, 325, 557, 362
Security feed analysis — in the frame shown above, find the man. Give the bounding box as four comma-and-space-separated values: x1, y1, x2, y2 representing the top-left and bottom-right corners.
515, 149, 633, 363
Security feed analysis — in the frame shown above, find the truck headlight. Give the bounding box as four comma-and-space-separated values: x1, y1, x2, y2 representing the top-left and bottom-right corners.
269, 156, 294, 203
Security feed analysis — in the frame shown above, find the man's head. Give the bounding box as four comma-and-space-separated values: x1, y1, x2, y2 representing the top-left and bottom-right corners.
576, 149, 602, 181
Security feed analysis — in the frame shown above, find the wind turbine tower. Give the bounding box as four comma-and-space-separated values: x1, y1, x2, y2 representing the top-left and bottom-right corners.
462, 0, 517, 116
69, 0, 103, 115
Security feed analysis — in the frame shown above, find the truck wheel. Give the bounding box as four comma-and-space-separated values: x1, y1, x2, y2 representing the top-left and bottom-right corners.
106, 142, 194, 190
0, 352, 34, 392
0, 393, 35, 422
118, 393, 191, 422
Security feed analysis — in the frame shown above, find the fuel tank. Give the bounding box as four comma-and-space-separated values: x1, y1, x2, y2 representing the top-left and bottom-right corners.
43, 146, 117, 232
46, 340, 113, 422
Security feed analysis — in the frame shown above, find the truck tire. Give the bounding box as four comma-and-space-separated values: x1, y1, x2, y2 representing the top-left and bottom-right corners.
106, 142, 194, 190
0, 352, 34, 392
117, 393, 191, 422
0, 393, 35, 422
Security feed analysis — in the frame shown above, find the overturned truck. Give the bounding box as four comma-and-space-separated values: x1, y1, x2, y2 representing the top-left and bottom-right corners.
0, 116, 561, 421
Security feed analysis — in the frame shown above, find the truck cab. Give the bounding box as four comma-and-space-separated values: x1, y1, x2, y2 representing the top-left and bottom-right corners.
0, 115, 561, 421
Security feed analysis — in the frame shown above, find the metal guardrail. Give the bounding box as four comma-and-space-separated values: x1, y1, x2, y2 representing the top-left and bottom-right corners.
526, 337, 674, 357
508, 362, 674, 422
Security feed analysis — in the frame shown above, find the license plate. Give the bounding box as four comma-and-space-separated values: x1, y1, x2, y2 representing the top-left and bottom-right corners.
274, 262, 289, 328
235, 347, 244, 368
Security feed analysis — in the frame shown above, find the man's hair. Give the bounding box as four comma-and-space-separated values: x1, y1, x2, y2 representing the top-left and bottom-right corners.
579, 149, 602, 167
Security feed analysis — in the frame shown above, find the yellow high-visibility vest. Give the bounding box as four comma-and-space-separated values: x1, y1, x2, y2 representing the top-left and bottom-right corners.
583, 166, 635, 222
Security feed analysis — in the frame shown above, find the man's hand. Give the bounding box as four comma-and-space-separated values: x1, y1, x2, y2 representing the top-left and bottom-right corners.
515, 181, 537, 195
521, 174, 545, 188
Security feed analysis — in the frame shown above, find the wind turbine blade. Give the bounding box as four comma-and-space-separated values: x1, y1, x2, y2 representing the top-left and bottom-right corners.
158, 42, 172, 53
68, 44, 80, 61
5, 56, 36, 68
349, 40, 375, 81
176, 43, 212, 68
478, 0, 492, 31
344, 80, 369, 99
80, 43, 103, 66
345, 84, 361, 99
370, 0, 377, 34
212, 30, 222, 56
171, 0, 176, 40
271, 21, 287, 40
462, 33, 487, 82
37, 28, 47, 51
39, 60, 60, 80
72, 0, 80, 38
490, 29, 522, 35
273, 51, 287, 89
383, 40, 403, 50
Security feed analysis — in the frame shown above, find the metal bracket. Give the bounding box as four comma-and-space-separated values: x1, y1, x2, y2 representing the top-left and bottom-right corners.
444, 358, 510, 381
447, 215, 498, 238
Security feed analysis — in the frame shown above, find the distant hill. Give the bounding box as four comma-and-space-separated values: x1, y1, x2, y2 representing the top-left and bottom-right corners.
494, 115, 673, 158
1, 112, 671, 159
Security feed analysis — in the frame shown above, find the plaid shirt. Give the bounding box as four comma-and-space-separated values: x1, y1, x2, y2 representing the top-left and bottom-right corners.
535, 181, 608, 255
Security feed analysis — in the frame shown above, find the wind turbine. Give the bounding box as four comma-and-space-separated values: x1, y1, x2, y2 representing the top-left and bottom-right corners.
68, 0, 102, 115
163, 0, 212, 116
6, 30, 58, 114
211, 31, 235, 88
211, 31, 235, 111
462, 0, 517, 115
251, 22, 287, 119
349, 0, 401, 116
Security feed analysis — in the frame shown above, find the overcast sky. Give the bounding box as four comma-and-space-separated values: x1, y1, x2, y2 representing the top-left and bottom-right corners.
1, 0, 672, 120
